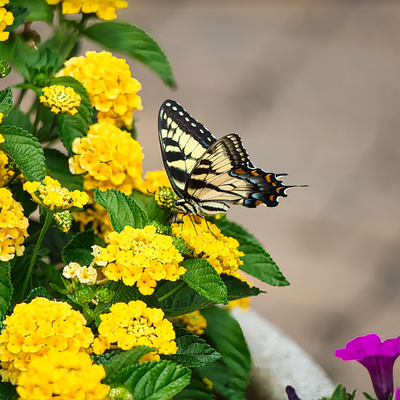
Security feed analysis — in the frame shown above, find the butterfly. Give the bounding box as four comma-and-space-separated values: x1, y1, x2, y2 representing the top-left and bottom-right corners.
158, 99, 302, 217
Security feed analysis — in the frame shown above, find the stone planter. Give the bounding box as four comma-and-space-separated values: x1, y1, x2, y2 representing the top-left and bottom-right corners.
232, 309, 335, 400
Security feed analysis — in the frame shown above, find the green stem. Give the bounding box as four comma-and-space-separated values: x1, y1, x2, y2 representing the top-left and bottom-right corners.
32, 102, 42, 137
19, 209, 53, 302
158, 281, 186, 302
15, 88, 27, 108
4, 171, 20, 187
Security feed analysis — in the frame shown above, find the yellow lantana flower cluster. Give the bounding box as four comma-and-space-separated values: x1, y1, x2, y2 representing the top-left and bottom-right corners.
92, 300, 178, 362
172, 216, 244, 277
23, 176, 89, 211
0, 297, 95, 385
17, 349, 109, 400
69, 121, 144, 194
0, 150, 12, 187
141, 170, 178, 209
173, 310, 207, 335
63, 262, 98, 285
58, 51, 142, 127
0, 188, 29, 262
46, 0, 127, 20
94, 225, 185, 295
0, 112, 3, 123
39, 85, 81, 116
0, 1, 14, 42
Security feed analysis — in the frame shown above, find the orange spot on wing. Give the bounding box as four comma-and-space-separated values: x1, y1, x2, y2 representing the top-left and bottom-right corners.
255, 200, 264, 206
265, 174, 272, 182
276, 187, 285, 192
269, 195, 275, 202
251, 171, 258, 176
235, 168, 245, 175
272, 182, 277, 186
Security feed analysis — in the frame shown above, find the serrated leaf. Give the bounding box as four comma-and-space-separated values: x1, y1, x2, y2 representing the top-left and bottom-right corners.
112, 360, 191, 400
0, 381, 17, 400
62, 230, 95, 265
0, 125, 46, 182
44, 148, 83, 191
216, 219, 289, 286
0, 87, 13, 118
163, 324, 221, 368
0, 262, 13, 320
181, 259, 227, 305
131, 190, 168, 223
24, 287, 52, 302
84, 22, 176, 88
103, 347, 154, 385
94, 189, 149, 232
157, 281, 214, 318
222, 274, 263, 301
199, 306, 251, 400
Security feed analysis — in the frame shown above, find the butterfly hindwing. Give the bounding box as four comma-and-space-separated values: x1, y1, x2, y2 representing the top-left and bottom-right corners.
185, 134, 290, 208
158, 100, 217, 197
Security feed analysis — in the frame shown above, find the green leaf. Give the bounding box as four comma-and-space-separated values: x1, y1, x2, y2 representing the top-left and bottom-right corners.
9, 183, 37, 217
50, 77, 92, 154
0, 125, 46, 181
94, 189, 149, 232
216, 219, 289, 286
163, 324, 221, 368
112, 360, 191, 400
317, 385, 356, 400
6, 5, 29, 30
102, 347, 154, 385
0, 381, 17, 400
199, 306, 251, 400
13, 0, 53, 23
24, 287, 52, 302
44, 148, 83, 191
84, 22, 176, 88
131, 190, 168, 223
2, 108, 31, 131
0, 262, 13, 321
181, 259, 227, 305
174, 374, 216, 400
157, 281, 214, 318
13, 35, 40, 81
0, 87, 13, 118
62, 230, 95, 266
222, 275, 263, 301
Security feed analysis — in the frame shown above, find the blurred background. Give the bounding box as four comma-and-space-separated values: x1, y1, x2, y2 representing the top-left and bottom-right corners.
5, 0, 400, 394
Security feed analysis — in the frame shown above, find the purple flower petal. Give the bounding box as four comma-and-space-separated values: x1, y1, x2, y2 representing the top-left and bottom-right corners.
335, 334, 400, 400
395, 388, 400, 400
286, 386, 301, 400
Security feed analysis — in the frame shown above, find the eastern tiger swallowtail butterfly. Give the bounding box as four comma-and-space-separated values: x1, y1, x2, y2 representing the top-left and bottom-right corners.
158, 99, 303, 217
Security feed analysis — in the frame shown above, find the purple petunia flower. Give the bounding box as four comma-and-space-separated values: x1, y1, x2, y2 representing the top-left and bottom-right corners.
396, 388, 400, 400
335, 334, 400, 400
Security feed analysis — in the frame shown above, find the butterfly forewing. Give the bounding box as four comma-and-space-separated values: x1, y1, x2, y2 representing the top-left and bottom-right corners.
158, 100, 217, 197
185, 134, 290, 208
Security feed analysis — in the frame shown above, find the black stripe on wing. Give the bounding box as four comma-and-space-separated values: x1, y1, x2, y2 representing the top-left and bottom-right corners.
186, 134, 293, 208
158, 100, 217, 197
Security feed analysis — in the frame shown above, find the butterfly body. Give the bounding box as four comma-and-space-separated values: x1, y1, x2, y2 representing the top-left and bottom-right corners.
158, 100, 298, 217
